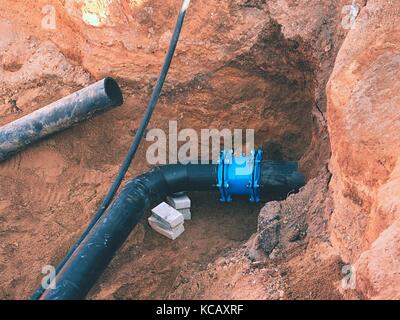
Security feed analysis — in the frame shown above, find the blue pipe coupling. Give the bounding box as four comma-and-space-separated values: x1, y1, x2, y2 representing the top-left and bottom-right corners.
217, 149, 263, 203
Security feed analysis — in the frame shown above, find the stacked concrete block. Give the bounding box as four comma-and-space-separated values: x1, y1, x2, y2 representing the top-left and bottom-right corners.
148, 202, 185, 240
166, 193, 192, 220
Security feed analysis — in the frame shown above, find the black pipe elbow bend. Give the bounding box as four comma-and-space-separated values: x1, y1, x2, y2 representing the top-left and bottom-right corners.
41, 164, 218, 300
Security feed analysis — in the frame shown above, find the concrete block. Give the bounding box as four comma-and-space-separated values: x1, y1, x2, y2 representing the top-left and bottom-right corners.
166, 194, 191, 210
151, 202, 184, 229
149, 214, 173, 230
179, 208, 191, 220
148, 216, 185, 240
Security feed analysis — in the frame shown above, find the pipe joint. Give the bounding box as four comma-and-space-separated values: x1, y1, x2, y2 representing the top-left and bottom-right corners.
217, 149, 263, 203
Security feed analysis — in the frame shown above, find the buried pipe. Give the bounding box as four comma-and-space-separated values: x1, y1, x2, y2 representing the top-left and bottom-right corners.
40, 155, 304, 300
0, 77, 123, 162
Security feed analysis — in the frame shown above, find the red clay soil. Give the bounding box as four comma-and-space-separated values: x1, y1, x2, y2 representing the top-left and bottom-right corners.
1, 0, 398, 300
0, 0, 344, 300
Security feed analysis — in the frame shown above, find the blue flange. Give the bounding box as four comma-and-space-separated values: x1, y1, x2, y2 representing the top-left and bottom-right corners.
218, 149, 263, 203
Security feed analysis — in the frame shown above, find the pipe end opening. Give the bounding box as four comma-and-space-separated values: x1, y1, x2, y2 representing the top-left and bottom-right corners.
104, 77, 124, 106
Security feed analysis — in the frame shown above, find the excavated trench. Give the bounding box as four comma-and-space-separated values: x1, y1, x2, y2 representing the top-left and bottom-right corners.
0, 0, 333, 300
85, 23, 319, 300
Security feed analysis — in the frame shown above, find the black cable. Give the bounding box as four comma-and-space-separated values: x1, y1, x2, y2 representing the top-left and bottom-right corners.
31, 0, 191, 300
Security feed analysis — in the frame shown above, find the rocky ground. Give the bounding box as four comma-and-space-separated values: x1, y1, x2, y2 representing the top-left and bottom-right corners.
0, 0, 398, 300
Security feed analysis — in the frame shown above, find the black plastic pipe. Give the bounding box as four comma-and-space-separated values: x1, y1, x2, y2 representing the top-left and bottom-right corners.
41, 164, 218, 300
260, 160, 305, 201
40, 160, 303, 300
0, 78, 123, 162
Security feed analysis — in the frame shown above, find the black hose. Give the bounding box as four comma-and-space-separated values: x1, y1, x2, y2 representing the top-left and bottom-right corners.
41, 164, 218, 300
31, 0, 190, 300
